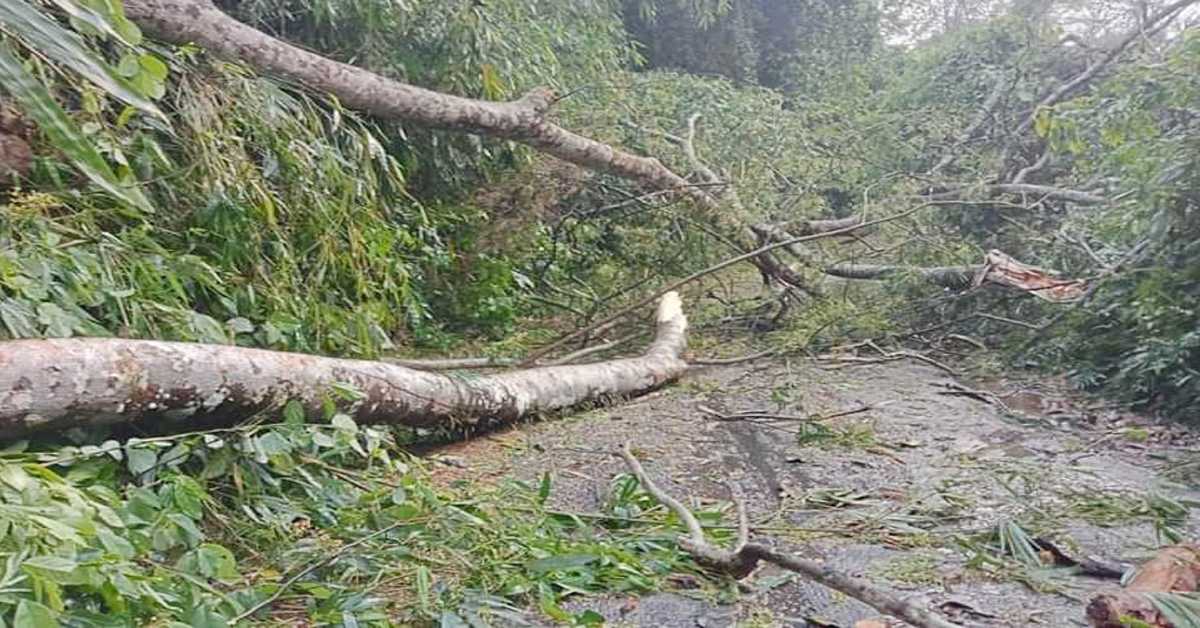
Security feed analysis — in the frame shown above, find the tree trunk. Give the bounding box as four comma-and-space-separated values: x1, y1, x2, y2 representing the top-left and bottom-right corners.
0, 294, 687, 439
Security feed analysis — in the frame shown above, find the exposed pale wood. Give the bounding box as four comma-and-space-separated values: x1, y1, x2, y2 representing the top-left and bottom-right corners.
0, 294, 687, 439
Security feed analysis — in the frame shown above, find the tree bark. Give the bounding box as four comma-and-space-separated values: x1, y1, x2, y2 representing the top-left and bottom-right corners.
0, 293, 687, 439
823, 263, 981, 289
1015, 0, 1199, 135
119, 0, 704, 202
923, 183, 1109, 205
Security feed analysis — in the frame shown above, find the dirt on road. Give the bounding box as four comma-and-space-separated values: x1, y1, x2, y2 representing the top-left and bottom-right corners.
425, 357, 1200, 627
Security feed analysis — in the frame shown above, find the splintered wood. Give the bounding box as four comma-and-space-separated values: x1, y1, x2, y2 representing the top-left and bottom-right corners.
1087, 544, 1200, 628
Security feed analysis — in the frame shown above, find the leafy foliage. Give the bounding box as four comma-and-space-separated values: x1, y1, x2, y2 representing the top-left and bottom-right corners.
0, 405, 717, 625
0, 0, 642, 354
2, 0, 1200, 622
1025, 30, 1200, 418
622, 0, 881, 94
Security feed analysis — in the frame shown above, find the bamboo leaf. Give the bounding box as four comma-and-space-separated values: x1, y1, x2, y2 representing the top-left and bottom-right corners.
0, 43, 155, 214
0, 0, 163, 119
14, 599, 60, 628
1148, 592, 1200, 627
44, 0, 142, 46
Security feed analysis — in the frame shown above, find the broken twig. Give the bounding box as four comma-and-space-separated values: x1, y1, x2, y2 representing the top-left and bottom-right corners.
618, 443, 958, 628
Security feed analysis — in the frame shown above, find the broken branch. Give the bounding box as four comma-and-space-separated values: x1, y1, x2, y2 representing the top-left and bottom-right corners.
617, 443, 959, 628
0, 294, 688, 439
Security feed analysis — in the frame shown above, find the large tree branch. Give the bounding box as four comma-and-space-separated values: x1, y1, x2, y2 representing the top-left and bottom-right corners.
823, 263, 981, 288
0, 294, 687, 439
121, 0, 823, 291
923, 183, 1110, 205
824, 250, 1089, 303
124, 0, 849, 296
124, 0, 696, 196
520, 205, 927, 365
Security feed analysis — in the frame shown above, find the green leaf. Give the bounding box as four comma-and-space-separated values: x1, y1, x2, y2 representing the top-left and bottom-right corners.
282, 400, 306, 425
526, 553, 597, 575
0, 44, 155, 215
188, 312, 228, 343
91, 502, 125, 528
29, 515, 83, 544
177, 543, 238, 582
0, 0, 162, 119
331, 414, 358, 433
537, 471, 552, 506
255, 432, 292, 457
23, 556, 87, 585
0, 464, 33, 491
115, 53, 139, 78
138, 54, 167, 81
167, 513, 203, 547
96, 527, 136, 559
45, 0, 141, 46
125, 446, 156, 476
329, 381, 365, 402
36, 302, 77, 337
170, 475, 205, 519
0, 298, 38, 337
186, 606, 229, 628
14, 599, 59, 628
225, 316, 254, 334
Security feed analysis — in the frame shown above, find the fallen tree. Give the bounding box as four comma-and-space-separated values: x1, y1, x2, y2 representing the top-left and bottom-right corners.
823, 262, 980, 288
0, 293, 687, 439
119, 0, 816, 292
824, 250, 1089, 303
115, 0, 1107, 321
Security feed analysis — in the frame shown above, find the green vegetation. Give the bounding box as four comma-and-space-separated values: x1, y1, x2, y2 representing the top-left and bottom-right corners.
0, 408, 727, 624
1, 0, 1198, 624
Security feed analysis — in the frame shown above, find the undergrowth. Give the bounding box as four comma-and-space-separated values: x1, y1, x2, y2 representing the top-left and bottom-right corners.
0, 404, 726, 625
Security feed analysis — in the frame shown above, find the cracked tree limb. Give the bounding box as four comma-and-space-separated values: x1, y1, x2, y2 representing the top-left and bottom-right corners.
121, 0, 813, 290
617, 443, 959, 628
823, 263, 982, 288
0, 294, 687, 439
923, 183, 1110, 205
